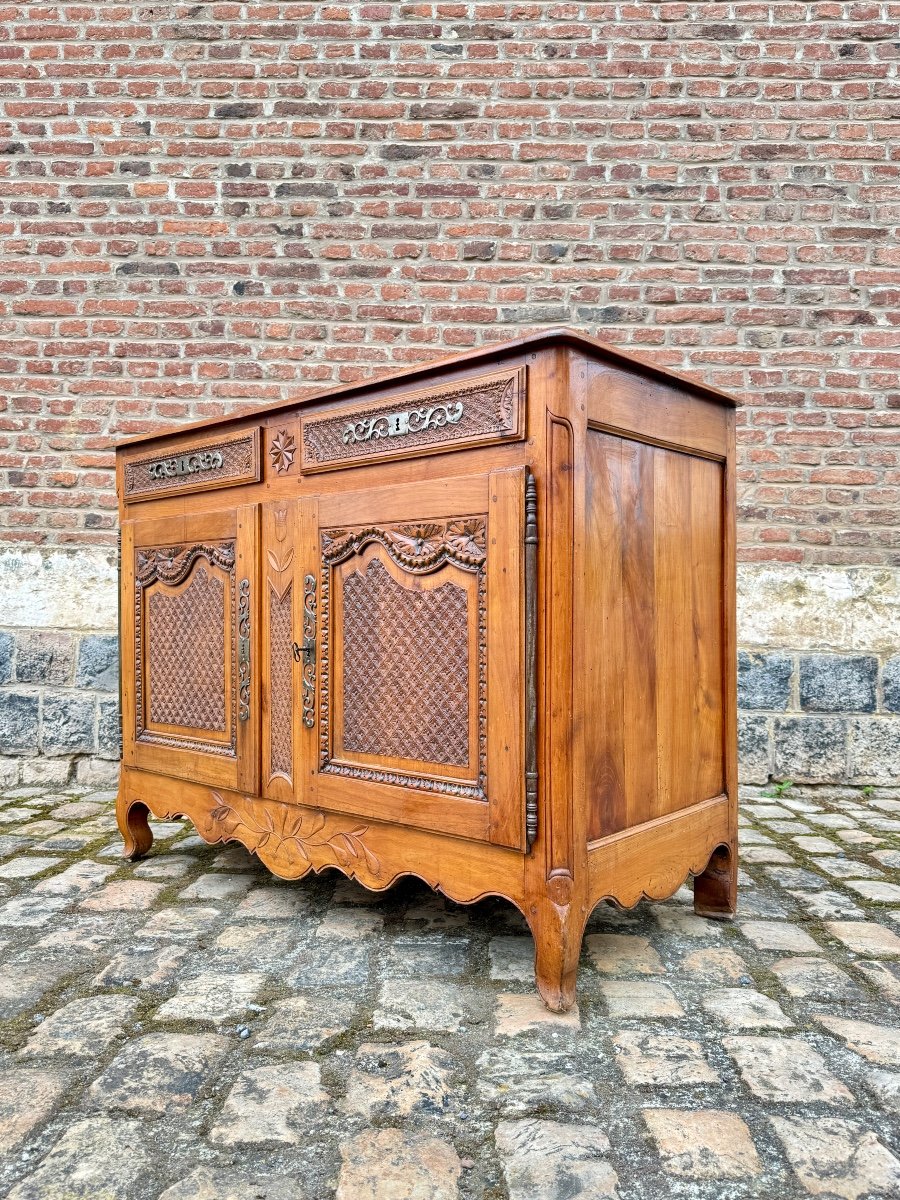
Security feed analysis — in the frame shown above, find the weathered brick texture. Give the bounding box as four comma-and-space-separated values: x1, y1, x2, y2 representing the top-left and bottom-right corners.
1, 4, 898, 787
0, 3, 898, 563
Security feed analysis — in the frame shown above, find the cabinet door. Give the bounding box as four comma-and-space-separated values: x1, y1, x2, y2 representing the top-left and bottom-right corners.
121, 505, 259, 792
299, 468, 525, 849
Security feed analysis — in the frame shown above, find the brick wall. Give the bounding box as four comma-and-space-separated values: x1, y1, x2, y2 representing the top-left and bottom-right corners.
1, 4, 898, 787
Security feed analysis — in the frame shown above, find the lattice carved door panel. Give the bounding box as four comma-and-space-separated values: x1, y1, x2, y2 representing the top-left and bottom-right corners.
122, 505, 259, 793
299, 469, 525, 849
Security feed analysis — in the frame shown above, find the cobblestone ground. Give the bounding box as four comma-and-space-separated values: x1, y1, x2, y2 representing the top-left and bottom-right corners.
0, 786, 899, 1199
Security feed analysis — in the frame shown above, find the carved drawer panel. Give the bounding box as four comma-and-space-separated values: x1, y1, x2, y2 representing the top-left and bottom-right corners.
299, 366, 526, 473
122, 429, 260, 502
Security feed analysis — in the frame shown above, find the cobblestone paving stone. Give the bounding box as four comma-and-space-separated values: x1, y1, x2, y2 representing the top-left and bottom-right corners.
0, 785, 899, 1198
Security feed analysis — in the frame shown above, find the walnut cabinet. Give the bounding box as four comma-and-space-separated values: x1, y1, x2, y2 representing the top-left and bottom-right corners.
116, 329, 738, 1011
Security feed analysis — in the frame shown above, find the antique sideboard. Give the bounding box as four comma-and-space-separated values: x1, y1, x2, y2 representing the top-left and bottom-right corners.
116, 328, 738, 1011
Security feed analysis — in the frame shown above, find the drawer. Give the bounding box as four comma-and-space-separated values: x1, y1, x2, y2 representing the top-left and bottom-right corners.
299, 364, 526, 473
122, 428, 261, 503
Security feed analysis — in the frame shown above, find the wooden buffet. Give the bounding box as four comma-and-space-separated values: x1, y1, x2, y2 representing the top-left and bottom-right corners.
115, 328, 738, 1011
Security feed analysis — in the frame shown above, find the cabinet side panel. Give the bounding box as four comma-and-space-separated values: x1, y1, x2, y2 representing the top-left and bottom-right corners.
622, 440, 659, 829
690, 454, 727, 807
585, 429, 725, 840
585, 432, 626, 840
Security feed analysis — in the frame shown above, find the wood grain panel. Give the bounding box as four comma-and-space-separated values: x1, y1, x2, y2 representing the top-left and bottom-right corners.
585, 433, 626, 840
690, 456, 726, 805
585, 431, 725, 839
587, 794, 731, 909
654, 445, 694, 819
487, 467, 525, 849
621, 440, 659, 830
585, 361, 728, 460
545, 415, 575, 874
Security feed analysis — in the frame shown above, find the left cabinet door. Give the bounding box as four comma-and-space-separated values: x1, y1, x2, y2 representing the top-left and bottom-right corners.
121, 504, 259, 793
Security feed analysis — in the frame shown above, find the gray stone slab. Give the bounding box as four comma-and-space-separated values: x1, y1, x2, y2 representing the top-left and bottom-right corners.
93, 943, 191, 991
89, 1033, 229, 1115
253, 995, 357, 1054
0, 1067, 68, 1155
5, 1118, 151, 1200
158, 1168, 309, 1200
477, 1046, 595, 1113
209, 1063, 328, 1146
154, 971, 267, 1023
344, 1040, 458, 1119
18, 995, 139, 1060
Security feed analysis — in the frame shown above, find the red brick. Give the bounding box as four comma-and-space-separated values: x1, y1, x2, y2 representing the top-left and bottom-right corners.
0, 7, 893, 563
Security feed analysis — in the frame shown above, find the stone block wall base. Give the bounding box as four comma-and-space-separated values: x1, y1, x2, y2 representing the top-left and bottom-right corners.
0, 552, 897, 792
737, 566, 900, 789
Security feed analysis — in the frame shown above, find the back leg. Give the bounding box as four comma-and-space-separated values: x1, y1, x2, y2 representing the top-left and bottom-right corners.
693, 843, 736, 920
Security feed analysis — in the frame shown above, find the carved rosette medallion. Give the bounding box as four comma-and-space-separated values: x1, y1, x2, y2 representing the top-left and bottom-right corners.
269, 429, 297, 474
319, 517, 488, 801
300, 366, 525, 471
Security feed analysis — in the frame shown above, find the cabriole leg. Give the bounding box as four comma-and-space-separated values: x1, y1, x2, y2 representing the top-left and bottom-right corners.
693, 843, 736, 920
117, 794, 154, 861
527, 897, 586, 1013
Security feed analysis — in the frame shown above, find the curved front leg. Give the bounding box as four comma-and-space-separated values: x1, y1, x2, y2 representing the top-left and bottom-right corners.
117, 793, 154, 861
526, 895, 586, 1014
693, 842, 737, 920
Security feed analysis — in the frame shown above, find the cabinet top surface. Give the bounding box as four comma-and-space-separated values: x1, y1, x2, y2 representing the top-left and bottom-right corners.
116, 326, 738, 454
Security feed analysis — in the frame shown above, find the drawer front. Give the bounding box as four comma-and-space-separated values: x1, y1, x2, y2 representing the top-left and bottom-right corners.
122, 429, 260, 502
299, 365, 526, 473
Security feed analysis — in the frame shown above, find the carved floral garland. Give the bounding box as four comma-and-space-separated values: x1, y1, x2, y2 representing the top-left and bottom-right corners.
322, 517, 486, 573
137, 542, 236, 586
209, 791, 381, 876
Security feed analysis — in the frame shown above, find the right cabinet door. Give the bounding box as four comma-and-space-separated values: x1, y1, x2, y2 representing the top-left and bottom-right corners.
299, 468, 525, 849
